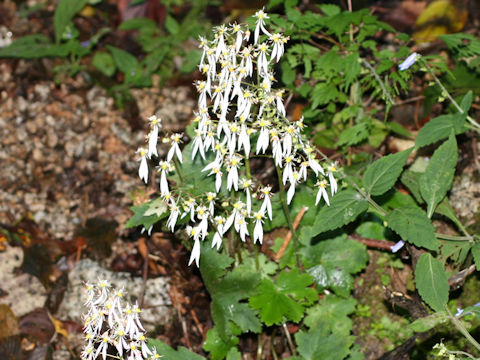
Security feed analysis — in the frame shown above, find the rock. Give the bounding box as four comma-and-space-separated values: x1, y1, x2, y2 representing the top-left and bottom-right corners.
0, 246, 47, 317
57, 259, 172, 331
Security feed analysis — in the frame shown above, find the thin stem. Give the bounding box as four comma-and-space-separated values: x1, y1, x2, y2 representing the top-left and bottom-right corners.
446, 306, 480, 354
282, 323, 297, 357
245, 156, 252, 180
275, 166, 301, 268
436, 233, 473, 242
421, 59, 480, 130
349, 180, 387, 216
257, 333, 263, 360
362, 58, 394, 105
173, 157, 184, 185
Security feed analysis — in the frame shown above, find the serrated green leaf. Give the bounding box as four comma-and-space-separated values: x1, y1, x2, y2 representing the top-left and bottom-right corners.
420, 134, 458, 218
409, 312, 448, 332
200, 244, 261, 338
148, 338, 206, 360
415, 253, 449, 312
308, 265, 353, 297
363, 148, 413, 196
125, 202, 161, 229
319, 4, 341, 16
415, 114, 465, 148
54, 0, 88, 43
386, 206, 438, 251
311, 190, 368, 236
304, 295, 356, 336
472, 243, 480, 271
249, 269, 315, 325
386, 121, 413, 138
295, 323, 353, 360
203, 327, 239, 360
336, 122, 370, 147
226, 348, 241, 360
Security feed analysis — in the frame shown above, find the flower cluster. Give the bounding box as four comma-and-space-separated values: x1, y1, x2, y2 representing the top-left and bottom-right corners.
81, 281, 161, 360
136, 10, 339, 266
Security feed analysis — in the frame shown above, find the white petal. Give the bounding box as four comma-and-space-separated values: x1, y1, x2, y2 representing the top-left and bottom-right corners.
188, 238, 201, 267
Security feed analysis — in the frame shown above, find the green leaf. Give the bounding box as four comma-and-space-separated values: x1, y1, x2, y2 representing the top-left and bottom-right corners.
54, 0, 88, 43
386, 121, 413, 138
304, 295, 356, 337
295, 323, 353, 360
148, 338, 206, 360
119, 18, 157, 31
311, 190, 369, 236
107, 45, 140, 74
420, 134, 458, 218
281, 60, 296, 85
363, 148, 413, 196
92, 51, 116, 77
471, 243, 480, 271
125, 201, 166, 229
409, 312, 448, 332
200, 245, 261, 338
386, 206, 438, 251
165, 15, 180, 35
301, 235, 368, 297
415, 253, 449, 312
415, 114, 465, 148
249, 269, 316, 326
0, 35, 69, 58
226, 348, 241, 360
319, 4, 341, 16
400, 170, 424, 204
460, 91, 473, 113
336, 122, 370, 147
203, 327, 239, 360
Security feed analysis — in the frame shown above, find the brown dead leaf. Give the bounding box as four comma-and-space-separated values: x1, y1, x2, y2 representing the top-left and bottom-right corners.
47, 313, 68, 339
0, 305, 19, 339
19, 309, 55, 345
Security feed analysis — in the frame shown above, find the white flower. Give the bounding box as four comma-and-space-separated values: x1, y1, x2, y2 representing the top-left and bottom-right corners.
147, 115, 161, 158
315, 179, 330, 206
235, 216, 249, 242
282, 154, 296, 185
158, 161, 173, 196
212, 216, 226, 250
327, 163, 338, 195
253, 210, 264, 244
240, 178, 253, 215
256, 118, 271, 154
253, 8, 271, 44
137, 148, 149, 184
270, 33, 287, 63
166, 201, 180, 231
167, 133, 183, 163
257, 42, 270, 76
259, 186, 273, 220
226, 155, 242, 191
188, 231, 201, 267
286, 171, 300, 205
192, 129, 205, 160
399, 52, 419, 71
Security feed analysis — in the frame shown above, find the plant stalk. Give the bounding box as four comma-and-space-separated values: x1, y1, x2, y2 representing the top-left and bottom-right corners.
276, 166, 301, 268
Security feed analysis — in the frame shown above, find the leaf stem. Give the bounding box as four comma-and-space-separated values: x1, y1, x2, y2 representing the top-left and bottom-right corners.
173, 157, 184, 185
362, 58, 394, 105
421, 59, 480, 131
275, 166, 301, 268
282, 323, 297, 357
446, 306, 480, 354
435, 233, 473, 242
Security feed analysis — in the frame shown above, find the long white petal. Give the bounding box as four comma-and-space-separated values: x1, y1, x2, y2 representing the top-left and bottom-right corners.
188, 238, 201, 267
